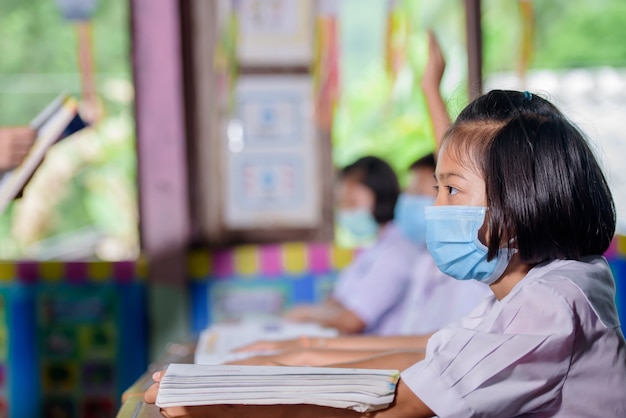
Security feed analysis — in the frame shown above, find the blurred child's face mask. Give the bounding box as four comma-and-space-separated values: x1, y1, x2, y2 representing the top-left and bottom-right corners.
336, 209, 379, 242
394, 193, 435, 246
424, 205, 515, 284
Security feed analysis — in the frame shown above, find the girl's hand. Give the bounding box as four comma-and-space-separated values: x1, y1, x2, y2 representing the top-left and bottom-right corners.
421, 30, 446, 94
143, 370, 165, 404
144, 370, 212, 417
0, 127, 35, 170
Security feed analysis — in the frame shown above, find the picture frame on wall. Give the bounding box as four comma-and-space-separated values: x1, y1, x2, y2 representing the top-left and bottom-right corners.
236, 0, 314, 66
223, 74, 321, 230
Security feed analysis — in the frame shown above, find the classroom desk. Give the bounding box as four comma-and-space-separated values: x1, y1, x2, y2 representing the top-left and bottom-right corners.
116, 341, 196, 418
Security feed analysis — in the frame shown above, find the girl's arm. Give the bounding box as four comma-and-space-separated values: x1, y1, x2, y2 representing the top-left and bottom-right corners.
421, 30, 451, 154
229, 348, 394, 367
324, 348, 425, 370
230, 344, 427, 368
235, 334, 431, 353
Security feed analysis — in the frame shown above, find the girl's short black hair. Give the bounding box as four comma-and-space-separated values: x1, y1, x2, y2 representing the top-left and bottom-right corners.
341, 156, 400, 225
446, 90, 615, 263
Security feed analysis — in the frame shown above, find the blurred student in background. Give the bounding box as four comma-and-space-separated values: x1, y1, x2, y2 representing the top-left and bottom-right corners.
284, 156, 420, 335
234, 154, 488, 365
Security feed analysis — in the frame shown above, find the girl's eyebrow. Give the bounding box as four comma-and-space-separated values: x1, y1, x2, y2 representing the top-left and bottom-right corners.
435, 172, 467, 181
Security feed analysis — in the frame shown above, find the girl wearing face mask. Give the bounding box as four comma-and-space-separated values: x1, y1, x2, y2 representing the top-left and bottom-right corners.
335, 156, 399, 245
283, 156, 422, 336
400, 90, 625, 417
147, 90, 626, 417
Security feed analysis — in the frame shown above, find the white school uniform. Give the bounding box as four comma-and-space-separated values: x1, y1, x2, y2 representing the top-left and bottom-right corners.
398, 255, 490, 335
332, 222, 419, 335
401, 256, 626, 417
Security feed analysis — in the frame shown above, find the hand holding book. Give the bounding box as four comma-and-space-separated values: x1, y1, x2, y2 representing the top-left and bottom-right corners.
0, 93, 88, 214
0, 127, 36, 171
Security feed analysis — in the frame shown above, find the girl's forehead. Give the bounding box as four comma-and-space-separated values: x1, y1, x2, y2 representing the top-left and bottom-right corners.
436, 144, 486, 185
438, 132, 490, 177
437, 142, 474, 171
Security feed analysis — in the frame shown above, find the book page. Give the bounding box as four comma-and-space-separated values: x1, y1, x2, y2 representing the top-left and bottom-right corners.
194, 319, 338, 364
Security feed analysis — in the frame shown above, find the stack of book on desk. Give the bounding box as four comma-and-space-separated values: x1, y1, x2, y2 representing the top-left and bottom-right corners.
156, 363, 400, 413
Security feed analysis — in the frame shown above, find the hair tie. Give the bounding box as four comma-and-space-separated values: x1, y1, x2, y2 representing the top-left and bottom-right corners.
523, 91, 533, 101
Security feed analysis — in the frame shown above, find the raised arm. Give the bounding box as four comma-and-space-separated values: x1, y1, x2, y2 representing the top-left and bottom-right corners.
421, 30, 451, 154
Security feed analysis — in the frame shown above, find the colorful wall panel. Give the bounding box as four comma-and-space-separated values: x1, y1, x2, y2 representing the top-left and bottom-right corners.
607, 235, 626, 328
188, 243, 358, 333
0, 260, 147, 418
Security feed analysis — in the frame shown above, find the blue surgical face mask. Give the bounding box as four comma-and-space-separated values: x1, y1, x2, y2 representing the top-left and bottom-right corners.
336, 208, 379, 241
424, 205, 514, 284
394, 193, 435, 246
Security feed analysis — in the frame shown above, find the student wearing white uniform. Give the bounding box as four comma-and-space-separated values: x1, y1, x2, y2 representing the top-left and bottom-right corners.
285, 156, 420, 335
398, 253, 488, 335
146, 90, 626, 417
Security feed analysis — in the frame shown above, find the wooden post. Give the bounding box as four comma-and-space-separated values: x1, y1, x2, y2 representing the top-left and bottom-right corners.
465, 0, 483, 100
130, 0, 190, 284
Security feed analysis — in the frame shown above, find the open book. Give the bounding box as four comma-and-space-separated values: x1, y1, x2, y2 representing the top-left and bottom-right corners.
156, 363, 400, 413
0, 93, 88, 214
194, 320, 339, 365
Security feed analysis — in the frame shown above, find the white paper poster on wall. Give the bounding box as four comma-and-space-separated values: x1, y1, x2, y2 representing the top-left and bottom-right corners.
236, 0, 313, 66
224, 75, 320, 229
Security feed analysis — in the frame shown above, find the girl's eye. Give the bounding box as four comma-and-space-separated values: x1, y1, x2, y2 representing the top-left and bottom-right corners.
447, 186, 459, 196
